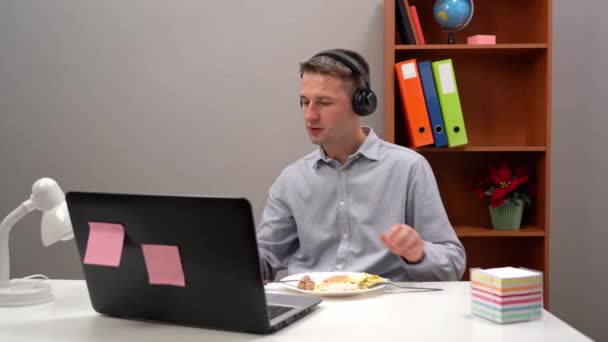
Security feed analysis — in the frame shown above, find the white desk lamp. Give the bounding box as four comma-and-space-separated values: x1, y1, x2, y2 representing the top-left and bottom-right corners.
0, 178, 73, 306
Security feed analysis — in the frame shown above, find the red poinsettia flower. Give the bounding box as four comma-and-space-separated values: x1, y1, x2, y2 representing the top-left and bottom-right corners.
469, 161, 534, 209
469, 175, 491, 199
487, 162, 529, 208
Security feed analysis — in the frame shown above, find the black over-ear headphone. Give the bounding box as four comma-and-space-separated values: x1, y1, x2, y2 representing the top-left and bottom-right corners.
309, 49, 378, 116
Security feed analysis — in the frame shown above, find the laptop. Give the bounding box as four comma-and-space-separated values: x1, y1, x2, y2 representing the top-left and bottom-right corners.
65, 191, 322, 334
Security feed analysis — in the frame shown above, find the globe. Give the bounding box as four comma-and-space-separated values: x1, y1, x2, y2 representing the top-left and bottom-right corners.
433, 0, 474, 43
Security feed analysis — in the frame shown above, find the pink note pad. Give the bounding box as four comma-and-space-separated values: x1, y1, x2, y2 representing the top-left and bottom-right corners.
467, 34, 496, 45
141, 244, 186, 287
83, 222, 125, 267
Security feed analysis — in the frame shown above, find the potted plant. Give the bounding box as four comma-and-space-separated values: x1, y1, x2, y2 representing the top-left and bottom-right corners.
470, 161, 535, 230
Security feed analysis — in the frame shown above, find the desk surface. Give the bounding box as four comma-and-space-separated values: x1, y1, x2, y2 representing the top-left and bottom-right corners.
0, 280, 590, 341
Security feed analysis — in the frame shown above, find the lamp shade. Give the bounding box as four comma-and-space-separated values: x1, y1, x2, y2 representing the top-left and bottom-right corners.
41, 202, 73, 247
30, 178, 73, 247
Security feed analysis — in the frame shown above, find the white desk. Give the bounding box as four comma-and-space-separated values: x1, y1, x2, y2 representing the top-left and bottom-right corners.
0, 280, 590, 341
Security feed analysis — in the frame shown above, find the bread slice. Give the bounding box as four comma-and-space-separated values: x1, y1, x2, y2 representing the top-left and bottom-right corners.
323, 275, 350, 283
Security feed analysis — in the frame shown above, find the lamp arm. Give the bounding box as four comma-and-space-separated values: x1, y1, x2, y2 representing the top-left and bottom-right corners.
0, 199, 36, 286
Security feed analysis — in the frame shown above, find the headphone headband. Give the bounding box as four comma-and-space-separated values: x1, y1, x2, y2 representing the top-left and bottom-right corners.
313, 49, 371, 89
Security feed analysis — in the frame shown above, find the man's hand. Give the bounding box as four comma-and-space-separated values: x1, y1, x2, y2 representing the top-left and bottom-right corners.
380, 224, 425, 263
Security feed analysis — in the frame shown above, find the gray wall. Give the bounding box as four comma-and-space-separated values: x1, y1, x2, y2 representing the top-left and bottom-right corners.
0, 0, 605, 340
0, 0, 383, 280
550, 1, 608, 340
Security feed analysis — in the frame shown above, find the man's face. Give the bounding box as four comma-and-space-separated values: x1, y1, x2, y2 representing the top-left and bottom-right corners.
299, 72, 357, 147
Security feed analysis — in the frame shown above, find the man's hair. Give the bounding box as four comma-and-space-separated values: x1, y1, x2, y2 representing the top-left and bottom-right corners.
299, 49, 370, 90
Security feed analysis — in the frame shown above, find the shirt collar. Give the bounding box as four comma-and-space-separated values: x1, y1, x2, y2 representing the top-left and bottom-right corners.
312, 126, 381, 170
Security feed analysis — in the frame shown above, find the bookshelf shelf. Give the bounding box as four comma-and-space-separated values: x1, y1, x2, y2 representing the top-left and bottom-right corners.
395, 43, 548, 50
456, 226, 545, 237
415, 146, 547, 153
395, 44, 548, 58
384, 0, 551, 307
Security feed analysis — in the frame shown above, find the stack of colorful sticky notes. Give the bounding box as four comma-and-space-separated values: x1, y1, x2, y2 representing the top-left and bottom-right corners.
471, 267, 543, 323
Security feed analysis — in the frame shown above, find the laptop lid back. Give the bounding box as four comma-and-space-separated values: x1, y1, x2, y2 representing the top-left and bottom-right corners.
66, 192, 272, 333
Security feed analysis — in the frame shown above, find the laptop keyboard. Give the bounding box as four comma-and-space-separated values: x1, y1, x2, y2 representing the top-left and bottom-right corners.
267, 305, 294, 319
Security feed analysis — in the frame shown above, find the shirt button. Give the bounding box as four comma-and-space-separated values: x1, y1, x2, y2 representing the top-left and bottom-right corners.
339, 201, 345, 206
336, 264, 343, 270
339, 170, 344, 175
343, 234, 349, 239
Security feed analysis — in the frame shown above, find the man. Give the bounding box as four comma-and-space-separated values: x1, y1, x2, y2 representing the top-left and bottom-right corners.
257, 48, 465, 282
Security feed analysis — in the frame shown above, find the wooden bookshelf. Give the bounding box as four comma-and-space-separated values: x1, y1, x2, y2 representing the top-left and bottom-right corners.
384, 0, 552, 307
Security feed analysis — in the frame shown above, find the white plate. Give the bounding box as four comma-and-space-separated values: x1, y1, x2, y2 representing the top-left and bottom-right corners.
279, 272, 387, 297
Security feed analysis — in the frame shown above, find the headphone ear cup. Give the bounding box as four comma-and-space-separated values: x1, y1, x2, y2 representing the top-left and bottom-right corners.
353, 88, 377, 116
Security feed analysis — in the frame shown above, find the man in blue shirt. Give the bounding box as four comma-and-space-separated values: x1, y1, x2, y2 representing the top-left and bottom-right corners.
257, 49, 465, 282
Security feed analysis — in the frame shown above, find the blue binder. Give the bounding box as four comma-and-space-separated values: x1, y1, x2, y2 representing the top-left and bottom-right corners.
418, 61, 448, 147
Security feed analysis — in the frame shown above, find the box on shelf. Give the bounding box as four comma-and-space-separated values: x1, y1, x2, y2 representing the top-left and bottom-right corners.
467, 35, 496, 45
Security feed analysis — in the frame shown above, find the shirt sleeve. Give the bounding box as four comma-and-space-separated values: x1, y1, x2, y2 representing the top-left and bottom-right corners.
256, 170, 299, 281
402, 155, 466, 281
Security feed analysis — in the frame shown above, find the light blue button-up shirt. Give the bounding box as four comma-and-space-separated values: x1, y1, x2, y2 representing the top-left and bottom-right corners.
257, 127, 465, 281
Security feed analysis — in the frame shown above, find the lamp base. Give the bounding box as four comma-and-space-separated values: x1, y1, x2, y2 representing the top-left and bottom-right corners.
0, 279, 54, 307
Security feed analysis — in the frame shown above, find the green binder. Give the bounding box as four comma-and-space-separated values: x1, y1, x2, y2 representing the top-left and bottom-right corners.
431, 59, 468, 147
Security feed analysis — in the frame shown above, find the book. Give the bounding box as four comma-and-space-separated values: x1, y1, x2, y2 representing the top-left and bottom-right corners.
395, 0, 416, 45
409, 6, 426, 45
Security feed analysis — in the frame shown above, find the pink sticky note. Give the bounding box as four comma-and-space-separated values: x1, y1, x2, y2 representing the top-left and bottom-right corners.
141, 244, 186, 287
83, 222, 125, 267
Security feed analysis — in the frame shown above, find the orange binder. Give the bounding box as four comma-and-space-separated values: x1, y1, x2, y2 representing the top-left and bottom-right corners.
395, 59, 434, 147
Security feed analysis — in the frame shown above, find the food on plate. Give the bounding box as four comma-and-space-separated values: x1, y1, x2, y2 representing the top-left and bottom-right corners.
344, 273, 388, 289
323, 275, 350, 283
316, 280, 360, 292
293, 273, 388, 292
302, 273, 388, 292
297, 275, 316, 290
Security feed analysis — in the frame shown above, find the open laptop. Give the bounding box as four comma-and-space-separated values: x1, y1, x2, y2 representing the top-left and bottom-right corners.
65, 192, 321, 334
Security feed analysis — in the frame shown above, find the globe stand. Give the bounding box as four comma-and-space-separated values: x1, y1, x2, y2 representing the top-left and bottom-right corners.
448, 32, 455, 44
